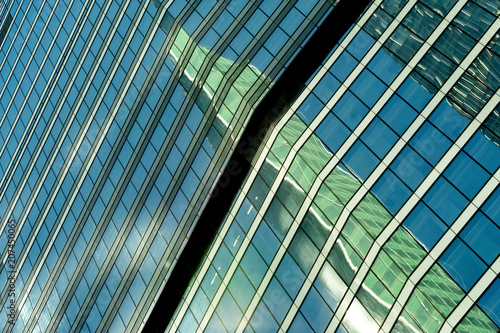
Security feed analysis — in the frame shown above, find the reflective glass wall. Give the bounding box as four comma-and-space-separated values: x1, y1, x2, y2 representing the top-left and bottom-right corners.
168, 0, 500, 332
0, 0, 334, 331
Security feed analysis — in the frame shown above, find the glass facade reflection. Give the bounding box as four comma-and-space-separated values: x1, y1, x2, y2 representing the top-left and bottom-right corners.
0, 0, 499, 333
0, 0, 334, 331
168, 0, 500, 332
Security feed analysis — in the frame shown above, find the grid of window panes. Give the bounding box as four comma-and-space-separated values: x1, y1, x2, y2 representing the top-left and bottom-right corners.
0, 0, 10, 27
0, 0, 337, 332
168, 0, 500, 332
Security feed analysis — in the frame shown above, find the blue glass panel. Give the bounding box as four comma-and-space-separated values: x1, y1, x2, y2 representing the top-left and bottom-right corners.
361, 118, 398, 159
197, 0, 217, 17
367, 48, 403, 84
424, 177, 468, 225
251, 47, 273, 73
224, 222, 244, 255
296, 0, 316, 15
465, 131, 500, 174
276, 253, 306, 299
212, 244, 233, 278
332, 91, 369, 130
213, 10, 232, 35
397, 74, 432, 111
190, 289, 209, 322
247, 176, 269, 209
391, 146, 432, 190
252, 223, 280, 266
461, 212, 500, 264
439, 238, 486, 291
330, 51, 357, 81
296, 93, 323, 124
201, 265, 221, 299
183, 11, 202, 35
444, 152, 489, 199
260, 0, 280, 16
205, 313, 225, 333
342, 141, 379, 181
280, 7, 304, 36
300, 287, 333, 332
231, 28, 253, 54
372, 170, 412, 214
478, 278, 500, 327
249, 302, 279, 333
288, 312, 313, 333
350, 70, 387, 108
429, 98, 470, 140
482, 187, 500, 227
346, 29, 375, 60
378, 95, 417, 136
236, 198, 257, 232
262, 278, 292, 322
216, 292, 243, 332
240, 244, 268, 288
316, 114, 351, 153
313, 72, 341, 104
264, 28, 288, 55
410, 122, 451, 166
246, 10, 267, 36
229, 267, 255, 310
403, 203, 447, 250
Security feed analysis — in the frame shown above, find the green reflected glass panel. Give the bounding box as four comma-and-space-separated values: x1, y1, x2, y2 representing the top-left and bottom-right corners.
393, 309, 423, 333
404, 289, 443, 332
383, 227, 426, 275
281, 114, 307, 145
299, 134, 332, 173
417, 264, 464, 318
357, 271, 394, 325
314, 183, 343, 224
342, 215, 373, 257
456, 305, 500, 333
371, 250, 405, 296
328, 236, 362, 285
351, 192, 391, 239
288, 155, 316, 192
324, 165, 361, 205
301, 204, 332, 249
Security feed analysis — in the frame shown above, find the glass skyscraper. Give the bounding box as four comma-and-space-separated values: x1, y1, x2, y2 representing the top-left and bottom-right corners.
1, 0, 499, 333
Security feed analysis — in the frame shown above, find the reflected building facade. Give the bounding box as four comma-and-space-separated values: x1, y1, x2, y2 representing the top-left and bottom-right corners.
167, 0, 500, 332
0, 0, 335, 331
1, 0, 500, 333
